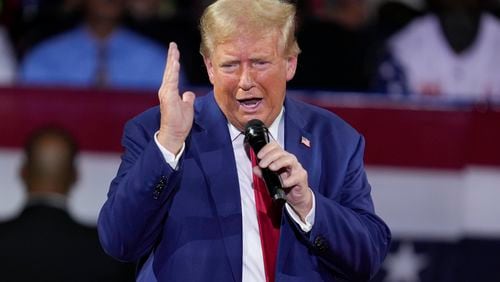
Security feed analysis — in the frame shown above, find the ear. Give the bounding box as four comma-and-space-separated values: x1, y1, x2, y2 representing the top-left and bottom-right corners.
203, 56, 215, 85
285, 55, 298, 81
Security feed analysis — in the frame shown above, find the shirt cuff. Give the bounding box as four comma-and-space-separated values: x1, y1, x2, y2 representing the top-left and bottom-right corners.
154, 131, 185, 170
285, 190, 316, 232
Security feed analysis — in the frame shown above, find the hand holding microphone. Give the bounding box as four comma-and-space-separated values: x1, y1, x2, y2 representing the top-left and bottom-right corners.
244, 119, 287, 202
245, 119, 313, 220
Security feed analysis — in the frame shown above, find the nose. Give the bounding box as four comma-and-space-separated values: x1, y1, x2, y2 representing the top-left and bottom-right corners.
238, 65, 254, 91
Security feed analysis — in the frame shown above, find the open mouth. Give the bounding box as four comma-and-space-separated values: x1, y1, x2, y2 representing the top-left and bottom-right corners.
237, 97, 263, 109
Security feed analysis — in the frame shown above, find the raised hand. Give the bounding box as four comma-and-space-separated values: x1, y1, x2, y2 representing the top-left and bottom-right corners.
157, 42, 196, 155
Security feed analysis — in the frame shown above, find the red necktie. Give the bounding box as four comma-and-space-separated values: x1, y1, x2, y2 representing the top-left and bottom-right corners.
249, 148, 282, 282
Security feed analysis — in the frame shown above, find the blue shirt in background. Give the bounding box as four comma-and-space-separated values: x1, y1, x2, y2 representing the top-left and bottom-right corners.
19, 25, 186, 91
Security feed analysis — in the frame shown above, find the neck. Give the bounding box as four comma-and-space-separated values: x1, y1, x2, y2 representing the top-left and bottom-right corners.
86, 18, 117, 40
27, 192, 68, 210
27, 182, 69, 195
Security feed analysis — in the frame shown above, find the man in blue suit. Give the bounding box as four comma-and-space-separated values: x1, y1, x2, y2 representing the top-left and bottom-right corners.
98, 0, 391, 281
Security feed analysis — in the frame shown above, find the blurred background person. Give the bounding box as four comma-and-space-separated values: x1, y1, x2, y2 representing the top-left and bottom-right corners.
124, 0, 177, 42
123, 0, 206, 87
0, 126, 134, 282
0, 23, 16, 84
291, 0, 379, 92
0, 0, 83, 60
18, 0, 185, 90
374, 0, 424, 42
374, 0, 500, 101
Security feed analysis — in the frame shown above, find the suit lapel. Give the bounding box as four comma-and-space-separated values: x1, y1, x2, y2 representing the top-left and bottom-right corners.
277, 97, 315, 272
284, 98, 314, 178
189, 93, 242, 282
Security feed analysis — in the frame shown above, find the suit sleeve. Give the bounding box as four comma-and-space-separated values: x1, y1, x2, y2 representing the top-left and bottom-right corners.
97, 119, 182, 262
293, 135, 391, 281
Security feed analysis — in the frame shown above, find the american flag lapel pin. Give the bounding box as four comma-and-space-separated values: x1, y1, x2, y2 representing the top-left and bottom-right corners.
301, 136, 311, 148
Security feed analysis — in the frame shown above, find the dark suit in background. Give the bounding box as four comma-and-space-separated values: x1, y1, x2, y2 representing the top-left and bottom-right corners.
0, 199, 134, 282
0, 127, 134, 282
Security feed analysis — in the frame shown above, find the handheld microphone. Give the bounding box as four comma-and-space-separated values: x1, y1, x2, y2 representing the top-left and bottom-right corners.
244, 119, 286, 202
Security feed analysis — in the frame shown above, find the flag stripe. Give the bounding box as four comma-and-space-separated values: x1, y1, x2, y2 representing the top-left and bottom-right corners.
1, 88, 499, 168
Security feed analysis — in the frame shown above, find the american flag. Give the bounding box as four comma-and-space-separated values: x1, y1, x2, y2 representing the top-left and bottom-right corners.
301, 136, 311, 148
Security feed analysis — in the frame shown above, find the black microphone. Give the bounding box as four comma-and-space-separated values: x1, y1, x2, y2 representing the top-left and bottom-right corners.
244, 119, 286, 202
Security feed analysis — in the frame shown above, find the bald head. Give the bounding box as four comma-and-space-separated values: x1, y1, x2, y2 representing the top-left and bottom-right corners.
21, 127, 78, 196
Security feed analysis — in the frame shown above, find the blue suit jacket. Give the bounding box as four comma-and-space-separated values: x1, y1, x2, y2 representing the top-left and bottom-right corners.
98, 92, 391, 281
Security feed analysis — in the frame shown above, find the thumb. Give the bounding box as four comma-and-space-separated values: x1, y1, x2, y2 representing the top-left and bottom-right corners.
182, 91, 196, 106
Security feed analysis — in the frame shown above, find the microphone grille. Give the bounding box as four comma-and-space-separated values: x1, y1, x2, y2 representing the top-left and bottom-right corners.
244, 119, 265, 132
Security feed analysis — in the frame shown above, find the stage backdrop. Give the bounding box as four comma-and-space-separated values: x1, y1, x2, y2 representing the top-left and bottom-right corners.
1, 87, 499, 282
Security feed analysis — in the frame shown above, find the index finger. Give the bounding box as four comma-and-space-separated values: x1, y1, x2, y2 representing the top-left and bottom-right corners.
159, 42, 180, 98
257, 141, 281, 159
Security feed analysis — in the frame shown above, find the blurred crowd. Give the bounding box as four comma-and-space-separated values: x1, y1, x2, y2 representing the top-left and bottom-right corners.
0, 0, 500, 100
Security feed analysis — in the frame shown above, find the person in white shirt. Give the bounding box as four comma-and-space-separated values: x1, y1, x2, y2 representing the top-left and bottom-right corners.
376, 0, 500, 102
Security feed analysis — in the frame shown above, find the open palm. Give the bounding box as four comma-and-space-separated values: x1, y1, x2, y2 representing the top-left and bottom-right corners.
157, 42, 196, 155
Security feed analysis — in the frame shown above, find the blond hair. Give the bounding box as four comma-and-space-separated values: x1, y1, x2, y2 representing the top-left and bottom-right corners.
199, 0, 300, 58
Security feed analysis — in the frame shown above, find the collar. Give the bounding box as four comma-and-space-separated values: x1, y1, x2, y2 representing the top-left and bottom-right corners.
26, 192, 68, 211
228, 107, 285, 143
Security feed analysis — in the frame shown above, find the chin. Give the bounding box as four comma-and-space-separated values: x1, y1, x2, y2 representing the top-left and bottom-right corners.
243, 114, 264, 123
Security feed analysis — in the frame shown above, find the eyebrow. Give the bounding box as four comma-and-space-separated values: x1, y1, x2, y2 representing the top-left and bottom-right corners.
219, 59, 240, 65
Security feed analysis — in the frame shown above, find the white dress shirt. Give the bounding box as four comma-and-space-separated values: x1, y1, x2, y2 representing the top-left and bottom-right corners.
154, 108, 315, 281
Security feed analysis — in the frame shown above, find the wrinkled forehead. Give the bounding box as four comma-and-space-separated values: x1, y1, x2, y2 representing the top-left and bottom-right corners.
211, 26, 285, 56
213, 33, 284, 60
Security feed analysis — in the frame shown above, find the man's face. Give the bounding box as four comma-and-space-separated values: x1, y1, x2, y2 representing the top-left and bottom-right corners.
22, 134, 76, 193
86, 0, 124, 21
204, 31, 297, 131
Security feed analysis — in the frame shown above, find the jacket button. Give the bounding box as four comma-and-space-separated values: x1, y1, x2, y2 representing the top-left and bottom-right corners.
153, 176, 168, 199
159, 176, 167, 185
313, 236, 328, 253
